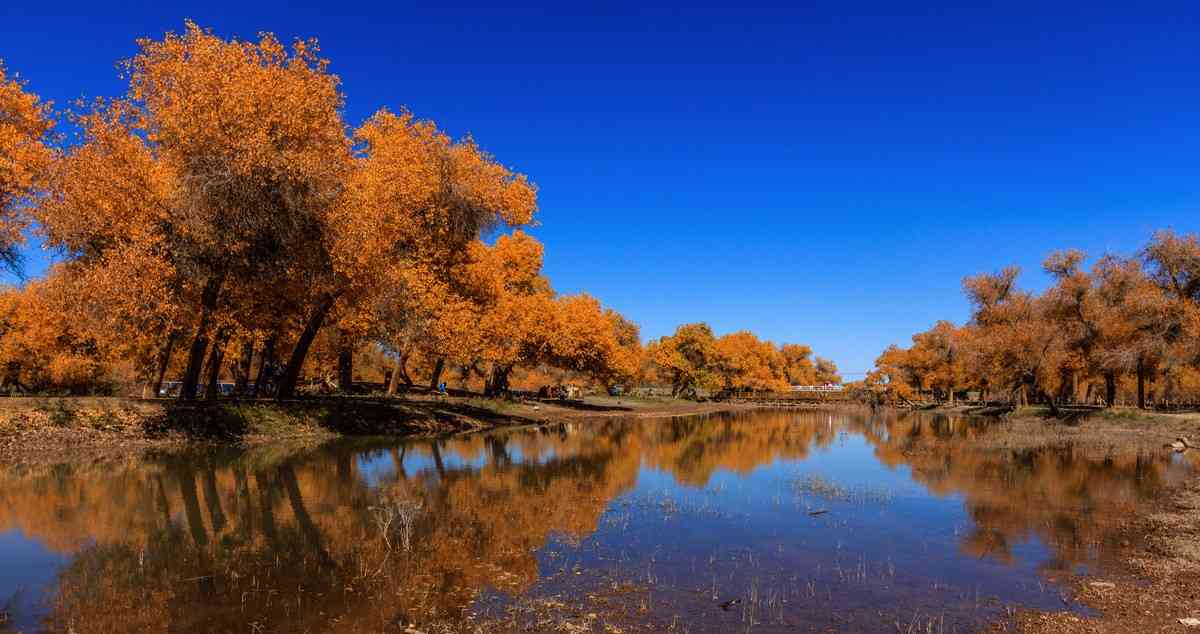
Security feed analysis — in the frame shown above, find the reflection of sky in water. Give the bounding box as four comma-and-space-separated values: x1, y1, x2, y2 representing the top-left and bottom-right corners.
554, 428, 1064, 625
0, 411, 1187, 631
356, 436, 561, 488
0, 530, 71, 631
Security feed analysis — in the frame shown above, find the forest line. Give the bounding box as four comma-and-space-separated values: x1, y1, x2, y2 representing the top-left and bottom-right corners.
0, 23, 838, 401
866, 230, 1200, 411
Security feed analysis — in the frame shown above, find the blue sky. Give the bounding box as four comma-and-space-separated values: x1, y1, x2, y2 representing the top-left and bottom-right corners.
3, 2, 1198, 376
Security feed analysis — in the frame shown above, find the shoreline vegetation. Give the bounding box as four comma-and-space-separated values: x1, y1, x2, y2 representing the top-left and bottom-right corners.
0, 393, 763, 460
2, 393, 1195, 454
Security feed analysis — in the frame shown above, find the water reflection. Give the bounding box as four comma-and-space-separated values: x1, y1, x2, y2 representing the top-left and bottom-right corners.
0, 410, 1191, 632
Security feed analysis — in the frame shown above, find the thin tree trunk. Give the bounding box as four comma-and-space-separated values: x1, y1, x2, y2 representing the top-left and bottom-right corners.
429, 357, 446, 391
1136, 358, 1146, 409
399, 354, 413, 385
276, 292, 337, 400
203, 328, 231, 401
1040, 388, 1059, 417
387, 353, 404, 396
148, 330, 179, 398
252, 335, 277, 398
336, 331, 354, 394
234, 339, 253, 396
179, 275, 224, 401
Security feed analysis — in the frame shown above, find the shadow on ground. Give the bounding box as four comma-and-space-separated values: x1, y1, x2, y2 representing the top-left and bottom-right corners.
146, 397, 545, 441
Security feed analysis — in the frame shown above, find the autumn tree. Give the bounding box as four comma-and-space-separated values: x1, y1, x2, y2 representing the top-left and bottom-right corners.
125, 23, 351, 400
647, 323, 719, 398
274, 110, 537, 398
958, 266, 1069, 413
779, 343, 817, 386
0, 60, 54, 273
814, 356, 842, 385
35, 101, 186, 397
712, 331, 787, 392
0, 267, 108, 393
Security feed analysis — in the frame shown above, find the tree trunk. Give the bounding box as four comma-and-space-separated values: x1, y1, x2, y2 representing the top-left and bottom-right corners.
276, 292, 337, 400
1136, 358, 1146, 409
387, 354, 404, 396
252, 335, 277, 398
203, 328, 231, 401
399, 354, 413, 385
233, 339, 253, 396
429, 357, 446, 391
1104, 371, 1117, 407
484, 364, 512, 397
148, 330, 179, 398
336, 331, 354, 394
179, 275, 224, 401
1040, 388, 1059, 417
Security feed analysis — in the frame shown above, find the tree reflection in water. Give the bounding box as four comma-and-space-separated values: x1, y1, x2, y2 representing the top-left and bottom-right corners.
0, 410, 1190, 632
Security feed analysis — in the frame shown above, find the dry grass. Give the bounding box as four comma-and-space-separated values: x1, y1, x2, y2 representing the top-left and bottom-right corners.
995, 476, 1200, 633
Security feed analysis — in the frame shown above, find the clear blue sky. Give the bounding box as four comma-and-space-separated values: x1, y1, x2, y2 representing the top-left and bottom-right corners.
3, 2, 1198, 377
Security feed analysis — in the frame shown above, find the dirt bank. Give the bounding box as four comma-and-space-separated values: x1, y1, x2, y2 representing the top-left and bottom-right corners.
0, 394, 754, 461
992, 473, 1200, 633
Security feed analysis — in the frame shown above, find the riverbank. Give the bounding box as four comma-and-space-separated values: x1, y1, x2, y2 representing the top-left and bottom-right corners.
894, 403, 1200, 452
905, 406, 1200, 633
993, 473, 1200, 633
865, 403, 1200, 632
0, 394, 755, 460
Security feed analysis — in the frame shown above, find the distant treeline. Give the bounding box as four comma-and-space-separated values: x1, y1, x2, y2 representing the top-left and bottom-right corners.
867, 230, 1200, 411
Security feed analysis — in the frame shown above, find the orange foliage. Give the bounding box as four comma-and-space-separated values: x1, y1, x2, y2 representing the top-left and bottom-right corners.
0, 60, 54, 271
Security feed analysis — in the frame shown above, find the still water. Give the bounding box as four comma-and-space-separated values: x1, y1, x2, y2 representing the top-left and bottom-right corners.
0, 409, 1193, 633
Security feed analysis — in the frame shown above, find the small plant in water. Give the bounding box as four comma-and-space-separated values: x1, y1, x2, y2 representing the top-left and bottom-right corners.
370, 492, 424, 552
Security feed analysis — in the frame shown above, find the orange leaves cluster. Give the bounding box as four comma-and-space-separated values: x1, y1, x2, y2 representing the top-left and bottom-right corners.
401, 230, 640, 390
0, 269, 107, 392
128, 21, 348, 201
0, 60, 54, 269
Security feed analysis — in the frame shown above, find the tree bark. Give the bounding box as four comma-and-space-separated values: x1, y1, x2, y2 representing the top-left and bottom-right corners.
179, 275, 224, 401
386, 353, 405, 396
484, 363, 512, 397
1040, 388, 1059, 417
276, 292, 338, 400
148, 330, 179, 398
336, 331, 354, 394
1136, 358, 1146, 409
203, 328, 231, 401
429, 357, 446, 391
252, 335, 277, 398
233, 339, 254, 396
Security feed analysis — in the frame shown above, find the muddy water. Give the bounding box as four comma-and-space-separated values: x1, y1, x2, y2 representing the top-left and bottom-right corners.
0, 409, 1192, 632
